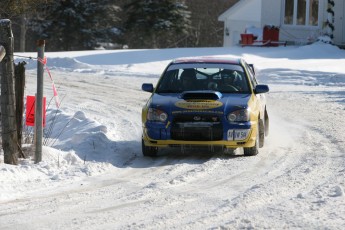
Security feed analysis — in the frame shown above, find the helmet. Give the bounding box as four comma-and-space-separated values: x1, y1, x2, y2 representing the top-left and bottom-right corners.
180, 69, 197, 89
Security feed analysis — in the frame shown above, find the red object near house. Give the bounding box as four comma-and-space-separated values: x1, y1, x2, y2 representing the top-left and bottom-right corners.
26, 95, 46, 127
263, 25, 280, 46
240, 34, 254, 45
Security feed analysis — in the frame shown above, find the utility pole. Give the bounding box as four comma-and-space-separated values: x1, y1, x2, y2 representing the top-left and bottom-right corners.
35, 40, 45, 163
0, 19, 19, 165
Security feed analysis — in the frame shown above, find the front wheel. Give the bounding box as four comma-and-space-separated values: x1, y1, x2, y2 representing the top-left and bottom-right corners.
243, 124, 259, 156
142, 139, 158, 157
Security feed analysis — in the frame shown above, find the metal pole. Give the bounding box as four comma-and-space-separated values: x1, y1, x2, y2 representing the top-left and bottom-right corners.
35, 40, 45, 163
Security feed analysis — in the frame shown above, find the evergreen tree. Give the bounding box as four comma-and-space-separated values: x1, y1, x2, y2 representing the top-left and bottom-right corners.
124, 0, 191, 48
31, 0, 121, 51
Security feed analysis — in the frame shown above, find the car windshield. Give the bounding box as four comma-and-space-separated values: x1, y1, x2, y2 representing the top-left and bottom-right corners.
155, 63, 250, 94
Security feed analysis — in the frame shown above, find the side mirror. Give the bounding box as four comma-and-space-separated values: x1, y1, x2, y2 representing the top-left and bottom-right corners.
142, 83, 154, 93
255, 84, 269, 94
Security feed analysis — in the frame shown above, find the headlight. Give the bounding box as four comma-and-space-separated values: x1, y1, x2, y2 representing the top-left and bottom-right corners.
147, 108, 168, 122
227, 109, 250, 122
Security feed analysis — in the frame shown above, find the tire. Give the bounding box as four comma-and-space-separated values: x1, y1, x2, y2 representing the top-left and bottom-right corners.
243, 123, 259, 156
142, 139, 158, 157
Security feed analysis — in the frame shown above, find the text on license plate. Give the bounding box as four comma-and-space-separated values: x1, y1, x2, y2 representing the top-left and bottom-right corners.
227, 129, 250, 141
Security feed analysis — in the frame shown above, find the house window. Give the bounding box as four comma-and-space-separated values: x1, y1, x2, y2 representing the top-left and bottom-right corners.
297, 0, 307, 25
284, 0, 294, 24
284, 0, 319, 26
310, 0, 319, 26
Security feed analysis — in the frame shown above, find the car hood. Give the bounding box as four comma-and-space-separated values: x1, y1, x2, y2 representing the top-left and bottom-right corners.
150, 91, 251, 115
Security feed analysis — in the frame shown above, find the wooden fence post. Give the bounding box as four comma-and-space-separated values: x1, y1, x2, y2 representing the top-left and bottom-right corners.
15, 62, 26, 156
0, 45, 4, 147
0, 19, 19, 165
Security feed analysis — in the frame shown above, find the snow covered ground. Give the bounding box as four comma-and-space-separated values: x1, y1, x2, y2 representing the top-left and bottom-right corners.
0, 43, 344, 229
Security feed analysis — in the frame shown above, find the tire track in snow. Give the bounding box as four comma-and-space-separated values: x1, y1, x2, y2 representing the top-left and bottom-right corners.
188, 84, 345, 229
14, 69, 344, 229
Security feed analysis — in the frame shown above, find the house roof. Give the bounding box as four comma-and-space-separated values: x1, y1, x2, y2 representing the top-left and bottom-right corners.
218, 0, 262, 22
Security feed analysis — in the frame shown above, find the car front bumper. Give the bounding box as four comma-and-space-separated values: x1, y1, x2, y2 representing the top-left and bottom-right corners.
142, 121, 258, 149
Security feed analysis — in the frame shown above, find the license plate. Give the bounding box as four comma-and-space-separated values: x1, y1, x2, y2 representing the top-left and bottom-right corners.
227, 129, 250, 141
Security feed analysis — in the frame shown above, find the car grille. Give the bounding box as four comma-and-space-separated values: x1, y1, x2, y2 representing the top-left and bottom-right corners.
171, 114, 223, 141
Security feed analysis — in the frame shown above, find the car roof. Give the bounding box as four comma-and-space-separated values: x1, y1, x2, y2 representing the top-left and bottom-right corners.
171, 56, 242, 65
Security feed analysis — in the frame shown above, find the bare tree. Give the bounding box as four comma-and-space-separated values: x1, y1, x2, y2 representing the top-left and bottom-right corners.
120, 0, 238, 48
0, 0, 52, 52
184, 0, 238, 47
124, 0, 191, 48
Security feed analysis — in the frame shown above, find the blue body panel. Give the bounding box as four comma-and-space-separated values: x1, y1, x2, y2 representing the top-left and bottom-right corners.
145, 92, 252, 140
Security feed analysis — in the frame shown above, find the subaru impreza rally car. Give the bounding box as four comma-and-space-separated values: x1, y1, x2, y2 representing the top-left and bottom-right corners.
141, 57, 269, 157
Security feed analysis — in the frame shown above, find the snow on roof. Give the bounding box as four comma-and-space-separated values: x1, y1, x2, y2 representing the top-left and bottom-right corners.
218, 0, 262, 22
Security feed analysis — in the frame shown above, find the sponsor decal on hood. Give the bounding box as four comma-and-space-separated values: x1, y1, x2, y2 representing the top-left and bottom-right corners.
175, 100, 223, 110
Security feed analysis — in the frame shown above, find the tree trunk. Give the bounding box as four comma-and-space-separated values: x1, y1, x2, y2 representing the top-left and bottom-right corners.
0, 19, 19, 165
0, 45, 5, 61
151, 33, 158, 49
19, 15, 27, 52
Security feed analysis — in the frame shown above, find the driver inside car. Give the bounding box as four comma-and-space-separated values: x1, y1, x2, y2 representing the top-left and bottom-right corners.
180, 68, 198, 91
221, 70, 241, 92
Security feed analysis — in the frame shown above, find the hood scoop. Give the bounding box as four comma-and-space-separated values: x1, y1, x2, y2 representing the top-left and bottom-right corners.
181, 91, 222, 100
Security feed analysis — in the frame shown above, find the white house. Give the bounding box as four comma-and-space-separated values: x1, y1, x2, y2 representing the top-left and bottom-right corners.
218, 0, 345, 46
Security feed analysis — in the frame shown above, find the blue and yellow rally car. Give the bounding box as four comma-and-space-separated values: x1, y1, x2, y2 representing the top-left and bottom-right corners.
141, 57, 269, 157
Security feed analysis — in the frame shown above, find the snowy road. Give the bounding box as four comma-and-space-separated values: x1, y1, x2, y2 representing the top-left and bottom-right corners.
1, 45, 345, 229
1, 63, 344, 229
